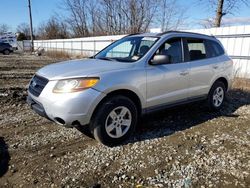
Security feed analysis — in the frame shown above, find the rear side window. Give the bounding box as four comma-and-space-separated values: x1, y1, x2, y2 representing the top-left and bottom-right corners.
187, 39, 207, 61
207, 40, 224, 57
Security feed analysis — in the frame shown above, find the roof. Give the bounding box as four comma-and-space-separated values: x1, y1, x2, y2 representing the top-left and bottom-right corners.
126, 31, 215, 39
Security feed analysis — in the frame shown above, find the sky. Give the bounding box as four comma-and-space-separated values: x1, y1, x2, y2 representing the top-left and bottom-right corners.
0, 0, 62, 31
0, 0, 250, 32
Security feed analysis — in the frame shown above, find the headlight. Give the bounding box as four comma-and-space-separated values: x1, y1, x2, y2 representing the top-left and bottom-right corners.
53, 78, 99, 93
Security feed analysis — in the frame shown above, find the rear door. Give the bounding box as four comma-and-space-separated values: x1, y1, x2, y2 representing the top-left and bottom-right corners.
146, 37, 190, 109
184, 38, 221, 99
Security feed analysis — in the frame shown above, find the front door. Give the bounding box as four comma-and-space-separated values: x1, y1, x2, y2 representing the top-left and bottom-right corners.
146, 38, 190, 109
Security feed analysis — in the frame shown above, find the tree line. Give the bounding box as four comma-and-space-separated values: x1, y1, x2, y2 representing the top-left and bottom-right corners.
0, 0, 248, 40
2, 0, 187, 40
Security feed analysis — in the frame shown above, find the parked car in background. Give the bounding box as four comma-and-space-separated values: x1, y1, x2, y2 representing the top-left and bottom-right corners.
0, 32, 18, 50
27, 31, 233, 146
0, 42, 13, 55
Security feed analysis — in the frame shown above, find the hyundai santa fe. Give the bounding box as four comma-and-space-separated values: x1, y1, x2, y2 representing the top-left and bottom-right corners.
27, 31, 233, 146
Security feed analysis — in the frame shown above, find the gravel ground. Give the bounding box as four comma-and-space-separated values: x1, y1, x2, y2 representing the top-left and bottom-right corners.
0, 53, 250, 188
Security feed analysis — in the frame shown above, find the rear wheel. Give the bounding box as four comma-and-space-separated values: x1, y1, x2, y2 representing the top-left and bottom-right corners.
3, 49, 10, 55
90, 95, 138, 146
207, 81, 226, 111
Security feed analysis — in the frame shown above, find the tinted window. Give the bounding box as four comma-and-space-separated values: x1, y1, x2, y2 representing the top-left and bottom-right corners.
187, 39, 207, 61
207, 40, 224, 57
156, 38, 182, 64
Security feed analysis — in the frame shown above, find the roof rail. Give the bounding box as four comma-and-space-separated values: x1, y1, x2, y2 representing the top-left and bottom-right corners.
126, 33, 141, 36
119, 33, 141, 39
157, 30, 215, 38
156, 30, 178, 36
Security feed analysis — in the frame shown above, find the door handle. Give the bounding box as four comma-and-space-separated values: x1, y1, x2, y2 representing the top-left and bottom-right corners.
213, 65, 219, 69
180, 71, 189, 76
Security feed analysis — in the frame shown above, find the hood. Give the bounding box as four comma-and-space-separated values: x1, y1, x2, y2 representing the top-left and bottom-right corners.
37, 58, 133, 80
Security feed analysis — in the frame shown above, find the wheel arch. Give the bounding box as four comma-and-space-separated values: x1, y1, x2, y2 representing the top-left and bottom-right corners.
90, 89, 142, 121
212, 77, 229, 91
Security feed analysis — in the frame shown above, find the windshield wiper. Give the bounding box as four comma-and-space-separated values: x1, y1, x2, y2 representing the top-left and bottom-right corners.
112, 58, 135, 63
97, 57, 115, 61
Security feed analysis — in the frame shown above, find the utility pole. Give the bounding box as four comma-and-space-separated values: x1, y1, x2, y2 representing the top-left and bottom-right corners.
28, 0, 34, 51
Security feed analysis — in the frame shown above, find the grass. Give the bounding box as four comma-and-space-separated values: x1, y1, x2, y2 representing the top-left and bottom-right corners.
232, 78, 250, 91
45, 50, 90, 60
45, 50, 71, 59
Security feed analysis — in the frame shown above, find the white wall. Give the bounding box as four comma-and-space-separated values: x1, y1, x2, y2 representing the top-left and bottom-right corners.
34, 35, 125, 56
33, 25, 250, 78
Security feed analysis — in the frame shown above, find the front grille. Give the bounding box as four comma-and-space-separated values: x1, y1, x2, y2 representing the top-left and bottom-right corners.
28, 75, 49, 97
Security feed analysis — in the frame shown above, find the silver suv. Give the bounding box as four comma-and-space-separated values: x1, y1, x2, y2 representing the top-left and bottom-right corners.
27, 31, 233, 146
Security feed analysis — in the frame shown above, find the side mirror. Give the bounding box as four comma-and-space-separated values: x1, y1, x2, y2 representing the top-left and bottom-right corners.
150, 54, 170, 65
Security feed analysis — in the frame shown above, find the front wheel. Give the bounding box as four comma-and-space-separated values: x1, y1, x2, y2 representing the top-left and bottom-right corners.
90, 95, 138, 146
207, 81, 226, 111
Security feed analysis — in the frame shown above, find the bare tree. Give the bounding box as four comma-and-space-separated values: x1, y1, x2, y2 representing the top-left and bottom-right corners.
199, 0, 250, 27
37, 17, 69, 39
99, 0, 157, 34
16, 23, 30, 38
63, 0, 90, 37
61, 0, 158, 36
56, 0, 188, 37
199, 18, 215, 28
0, 24, 10, 35
158, 0, 187, 31
99, 0, 125, 34
214, 0, 225, 27
87, 0, 102, 35
126, 0, 157, 33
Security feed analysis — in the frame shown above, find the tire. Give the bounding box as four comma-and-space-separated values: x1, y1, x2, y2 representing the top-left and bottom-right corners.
207, 81, 226, 111
75, 125, 94, 139
3, 49, 10, 55
90, 95, 138, 146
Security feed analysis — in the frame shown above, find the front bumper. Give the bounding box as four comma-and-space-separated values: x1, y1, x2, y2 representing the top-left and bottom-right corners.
27, 81, 106, 127
27, 95, 50, 120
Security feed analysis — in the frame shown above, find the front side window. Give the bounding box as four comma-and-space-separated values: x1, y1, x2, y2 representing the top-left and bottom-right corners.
187, 39, 207, 61
95, 36, 158, 62
155, 38, 183, 64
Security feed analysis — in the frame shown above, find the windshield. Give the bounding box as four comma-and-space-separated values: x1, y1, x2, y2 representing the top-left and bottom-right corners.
94, 36, 159, 62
